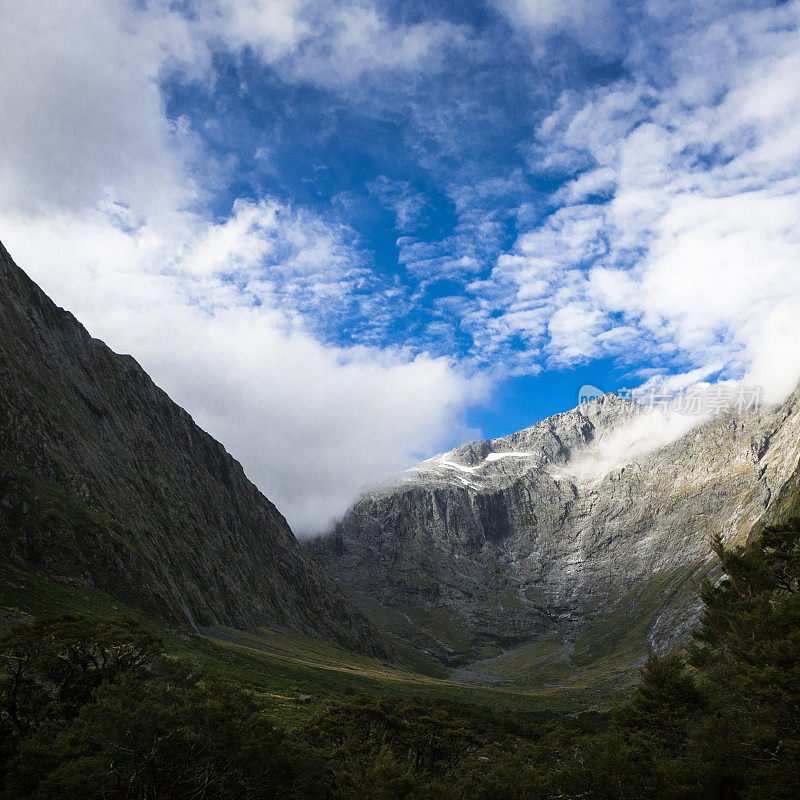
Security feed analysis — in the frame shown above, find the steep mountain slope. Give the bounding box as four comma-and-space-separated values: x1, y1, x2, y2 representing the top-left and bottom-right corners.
313, 390, 800, 669
0, 241, 376, 652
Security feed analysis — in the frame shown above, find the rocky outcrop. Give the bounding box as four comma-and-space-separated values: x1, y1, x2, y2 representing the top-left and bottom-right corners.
313, 389, 800, 666
0, 241, 377, 653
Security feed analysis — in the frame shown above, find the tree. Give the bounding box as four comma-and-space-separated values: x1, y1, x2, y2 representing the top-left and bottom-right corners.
687, 521, 800, 799
3, 666, 312, 800
620, 651, 703, 754
0, 616, 161, 734
302, 696, 480, 798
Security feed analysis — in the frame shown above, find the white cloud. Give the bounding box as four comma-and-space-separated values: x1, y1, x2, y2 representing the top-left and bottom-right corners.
1, 203, 486, 534
367, 176, 428, 232
0, 0, 205, 216
0, 0, 486, 533
201, 0, 312, 62
564, 406, 707, 486
492, 0, 625, 57
199, 0, 465, 88
5, 0, 800, 535
482, 0, 800, 400
0, 0, 463, 219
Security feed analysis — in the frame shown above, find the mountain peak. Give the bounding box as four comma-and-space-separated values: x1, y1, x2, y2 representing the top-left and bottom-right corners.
412, 390, 642, 486
313, 371, 800, 670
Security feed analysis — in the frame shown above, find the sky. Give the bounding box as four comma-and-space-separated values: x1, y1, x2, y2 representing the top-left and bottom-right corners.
2, 0, 800, 534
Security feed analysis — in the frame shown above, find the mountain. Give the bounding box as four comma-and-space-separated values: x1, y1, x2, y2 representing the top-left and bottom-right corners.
0, 241, 376, 652
312, 389, 800, 672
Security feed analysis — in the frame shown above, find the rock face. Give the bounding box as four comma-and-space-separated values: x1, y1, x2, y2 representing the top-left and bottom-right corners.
0, 241, 377, 653
313, 389, 800, 666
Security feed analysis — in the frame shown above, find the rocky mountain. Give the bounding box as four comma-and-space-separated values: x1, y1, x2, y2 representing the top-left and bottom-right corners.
312, 388, 800, 671
0, 241, 376, 653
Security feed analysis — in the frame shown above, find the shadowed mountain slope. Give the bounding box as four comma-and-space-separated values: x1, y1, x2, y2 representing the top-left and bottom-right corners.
0, 241, 376, 653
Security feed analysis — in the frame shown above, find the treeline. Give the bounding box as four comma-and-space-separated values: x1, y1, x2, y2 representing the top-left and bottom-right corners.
1, 520, 799, 799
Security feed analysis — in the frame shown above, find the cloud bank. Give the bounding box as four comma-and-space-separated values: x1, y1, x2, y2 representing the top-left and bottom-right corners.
477, 0, 800, 400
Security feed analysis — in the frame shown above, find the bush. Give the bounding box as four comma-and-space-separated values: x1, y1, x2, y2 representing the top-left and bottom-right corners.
0, 617, 315, 799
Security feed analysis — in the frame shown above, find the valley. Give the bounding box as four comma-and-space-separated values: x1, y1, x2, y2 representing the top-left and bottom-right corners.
1, 241, 798, 798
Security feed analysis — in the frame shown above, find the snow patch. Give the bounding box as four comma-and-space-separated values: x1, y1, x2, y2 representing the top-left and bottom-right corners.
435, 459, 481, 474
485, 452, 530, 462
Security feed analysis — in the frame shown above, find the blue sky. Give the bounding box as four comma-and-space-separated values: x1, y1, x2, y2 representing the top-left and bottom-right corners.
2, 0, 800, 532
158, 2, 705, 399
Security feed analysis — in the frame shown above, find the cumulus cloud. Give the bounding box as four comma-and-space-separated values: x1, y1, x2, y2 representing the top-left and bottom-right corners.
0, 0, 464, 213
198, 0, 466, 88
492, 0, 627, 58
4, 0, 800, 531
1, 200, 486, 534
0, 0, 204, 216
0, 0, 485, 533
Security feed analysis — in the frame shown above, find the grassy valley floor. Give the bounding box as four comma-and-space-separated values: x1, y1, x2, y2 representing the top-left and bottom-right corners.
0, 558, 649, 726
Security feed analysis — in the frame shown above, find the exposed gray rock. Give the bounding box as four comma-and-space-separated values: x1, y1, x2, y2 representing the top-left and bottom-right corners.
0, 240, 378, 654
313, 389, 800, 666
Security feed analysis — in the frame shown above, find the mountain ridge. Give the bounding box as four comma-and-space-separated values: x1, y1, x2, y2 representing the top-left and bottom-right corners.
312, 384, 800, 672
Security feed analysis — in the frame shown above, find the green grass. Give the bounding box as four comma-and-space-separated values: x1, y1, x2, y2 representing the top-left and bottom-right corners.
0, 559, 610, 726
481, 634, 570, 685
466, 561, 711, 703
398, 605, 473, 653
0, 556, 710, 725
574, 562, 709, 669
0, 560, 135, 624
500, 586, 524, 610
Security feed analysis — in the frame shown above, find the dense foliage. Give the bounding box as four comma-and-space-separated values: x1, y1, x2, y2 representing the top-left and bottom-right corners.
1, 520, 799, 799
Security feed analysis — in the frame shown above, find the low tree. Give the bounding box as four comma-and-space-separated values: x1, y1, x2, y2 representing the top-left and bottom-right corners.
302, 696, 480, 798
0, 615, 162, 734
3, 664, 313, 800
